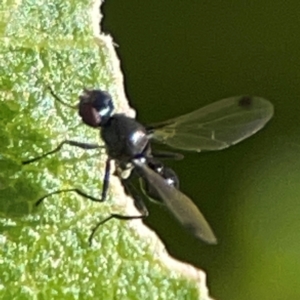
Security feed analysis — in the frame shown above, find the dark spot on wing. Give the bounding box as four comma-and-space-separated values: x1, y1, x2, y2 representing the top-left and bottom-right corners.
238, 96, 253, 108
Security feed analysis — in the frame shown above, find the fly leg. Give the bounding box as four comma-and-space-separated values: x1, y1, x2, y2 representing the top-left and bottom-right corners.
100, 158, 111, 202
35, 188, 106, 207
122, 178, 149, 217
88, 179, 149, 246
22, 140, 102, 165
35, 159, 112, 206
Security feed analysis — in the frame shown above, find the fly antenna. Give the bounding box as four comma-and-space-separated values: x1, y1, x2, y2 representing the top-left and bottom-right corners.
47, 85, 78, 110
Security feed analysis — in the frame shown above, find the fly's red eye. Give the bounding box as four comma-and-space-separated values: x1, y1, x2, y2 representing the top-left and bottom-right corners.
79, 103, 101, 127
79, 89, 114, 127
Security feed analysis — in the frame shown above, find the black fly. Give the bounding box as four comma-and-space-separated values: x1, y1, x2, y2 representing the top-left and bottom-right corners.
22, 87, 274, 245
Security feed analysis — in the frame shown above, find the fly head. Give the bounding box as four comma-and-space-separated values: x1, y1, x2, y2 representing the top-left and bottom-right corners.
79, 89, 114, 127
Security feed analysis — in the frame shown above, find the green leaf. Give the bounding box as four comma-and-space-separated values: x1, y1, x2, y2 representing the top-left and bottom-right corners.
0, 1, 209, 299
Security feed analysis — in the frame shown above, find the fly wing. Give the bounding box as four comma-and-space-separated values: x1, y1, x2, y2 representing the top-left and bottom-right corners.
148, 96, 274, 152
133, 159, 217, 244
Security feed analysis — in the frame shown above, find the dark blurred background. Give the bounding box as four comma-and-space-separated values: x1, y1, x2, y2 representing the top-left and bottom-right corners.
102, 1, 300, 299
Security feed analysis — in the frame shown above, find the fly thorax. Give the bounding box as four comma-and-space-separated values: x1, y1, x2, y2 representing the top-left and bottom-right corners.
101, 114, 149, 160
